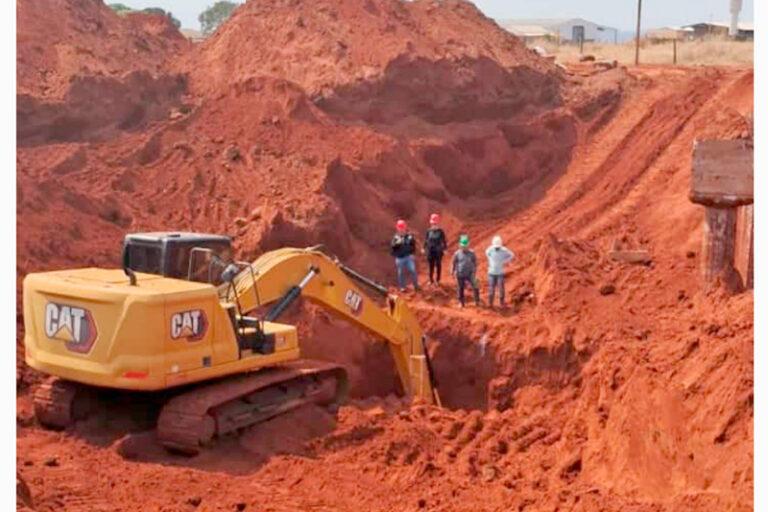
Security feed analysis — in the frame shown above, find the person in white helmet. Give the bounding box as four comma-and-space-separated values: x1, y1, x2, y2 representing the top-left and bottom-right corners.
485, 235, 515, 308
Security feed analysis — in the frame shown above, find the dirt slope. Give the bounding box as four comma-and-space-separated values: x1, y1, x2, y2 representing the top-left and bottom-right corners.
17, 0, 190, 146
17, 0, 587, 282
17, 0, 188, 99
185, 0, 552, 97
15, 0, 753, 510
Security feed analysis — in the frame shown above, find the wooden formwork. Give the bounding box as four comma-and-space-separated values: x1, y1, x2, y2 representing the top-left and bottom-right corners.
690, 139, 753, 289
690, 139, 753, 207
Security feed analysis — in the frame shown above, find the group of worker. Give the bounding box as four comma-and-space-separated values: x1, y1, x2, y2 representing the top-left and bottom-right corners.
389, 214, 515, 308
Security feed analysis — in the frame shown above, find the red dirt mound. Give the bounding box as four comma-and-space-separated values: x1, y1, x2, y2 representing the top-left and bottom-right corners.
17, 0, 190, 145
186, 0, 554, 98
17, 0, 595, 285
15, 0, 753, 510
17, 0, 188, 99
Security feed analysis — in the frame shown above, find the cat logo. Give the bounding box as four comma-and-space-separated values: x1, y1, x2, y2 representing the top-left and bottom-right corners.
343, 290, 363, 316
170, 309, 208, 341
44, 302, 98, 353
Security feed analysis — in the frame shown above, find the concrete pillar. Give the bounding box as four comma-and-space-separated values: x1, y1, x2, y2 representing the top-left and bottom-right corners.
701, 206, 737, 284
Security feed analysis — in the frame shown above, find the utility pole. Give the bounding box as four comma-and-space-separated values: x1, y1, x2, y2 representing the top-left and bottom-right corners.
635, 0, 642, 65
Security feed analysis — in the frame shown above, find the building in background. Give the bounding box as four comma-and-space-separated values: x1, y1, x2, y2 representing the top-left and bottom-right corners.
180, 28, 206, 42
501, 23, 556, 43
645, 26, 695, 42
499, 18, 618, 44
682, 22, 754, 40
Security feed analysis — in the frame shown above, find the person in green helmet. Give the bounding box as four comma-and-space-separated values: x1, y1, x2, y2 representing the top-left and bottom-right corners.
451, 234, 480, 307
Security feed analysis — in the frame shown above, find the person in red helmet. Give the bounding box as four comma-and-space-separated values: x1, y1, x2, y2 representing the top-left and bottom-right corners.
423, 213, 447, 285
390, 219, 419, 292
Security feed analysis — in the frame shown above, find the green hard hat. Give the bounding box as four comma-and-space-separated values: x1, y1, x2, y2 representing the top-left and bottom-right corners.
459, 234, 469, 246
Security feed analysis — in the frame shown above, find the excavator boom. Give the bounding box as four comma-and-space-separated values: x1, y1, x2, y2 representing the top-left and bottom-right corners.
223, 247, 440, 405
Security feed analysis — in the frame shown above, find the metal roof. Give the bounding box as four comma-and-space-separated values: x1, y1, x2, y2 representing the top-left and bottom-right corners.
499, 18, 617, 31
646, 26, 695, 38
125, 232, 232, 243
684, 21, 754, 31
180, 28, 206, 40
504, 24, 556, 37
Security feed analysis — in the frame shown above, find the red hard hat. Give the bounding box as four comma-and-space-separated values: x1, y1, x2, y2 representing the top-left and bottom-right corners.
429, 213, 440, 224
396, 219, 407, 230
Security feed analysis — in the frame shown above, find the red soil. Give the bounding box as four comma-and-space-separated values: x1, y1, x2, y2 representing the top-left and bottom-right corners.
17, 0, 188, 100
182, 0, 557, 128
16, 0, 753, 510
17, 0, 190, 145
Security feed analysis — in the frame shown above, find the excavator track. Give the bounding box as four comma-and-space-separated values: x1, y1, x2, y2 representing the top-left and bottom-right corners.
157, 360, 348, 455
33, 377, 95, 429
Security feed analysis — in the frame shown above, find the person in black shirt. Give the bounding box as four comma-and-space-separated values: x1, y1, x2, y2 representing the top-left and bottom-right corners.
390, 219, 419, 292
423, 213, 447, 285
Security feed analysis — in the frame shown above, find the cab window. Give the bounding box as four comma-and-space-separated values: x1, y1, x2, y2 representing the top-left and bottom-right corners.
166, 242, 231, 283
126, 243, 163, 275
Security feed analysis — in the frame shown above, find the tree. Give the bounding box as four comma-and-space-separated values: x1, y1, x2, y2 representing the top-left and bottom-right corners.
167, 12, 182, 29
141, 7, 182, 28
107, 4, 181, 28
108, 3, 134, 15
199, 1, 238, 35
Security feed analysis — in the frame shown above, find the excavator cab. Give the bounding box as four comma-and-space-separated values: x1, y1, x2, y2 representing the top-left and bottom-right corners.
122, 232, 295, 360
122, 232, 233, 284
122, 232, 268, 352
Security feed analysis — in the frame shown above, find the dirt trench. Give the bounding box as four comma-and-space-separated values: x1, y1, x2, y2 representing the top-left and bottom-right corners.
415, 313, 589, 412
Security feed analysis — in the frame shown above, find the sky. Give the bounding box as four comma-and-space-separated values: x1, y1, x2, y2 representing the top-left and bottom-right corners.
118, 0, 754, 32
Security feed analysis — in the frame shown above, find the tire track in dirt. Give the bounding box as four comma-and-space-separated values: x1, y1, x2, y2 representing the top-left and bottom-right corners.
470, 69, 722, 248
547, 70, 721, 237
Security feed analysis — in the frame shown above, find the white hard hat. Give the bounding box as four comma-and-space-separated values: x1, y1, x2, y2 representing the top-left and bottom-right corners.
492, 235, 502, 247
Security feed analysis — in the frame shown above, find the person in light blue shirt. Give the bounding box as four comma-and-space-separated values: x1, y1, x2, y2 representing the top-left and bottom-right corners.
485, 235, 515, 308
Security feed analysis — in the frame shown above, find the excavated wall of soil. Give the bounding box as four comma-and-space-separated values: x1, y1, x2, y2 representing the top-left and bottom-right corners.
17, 0, 190, 146
17, 0, 594, 287
15, 0, 753, 510
18, 72, 187, 145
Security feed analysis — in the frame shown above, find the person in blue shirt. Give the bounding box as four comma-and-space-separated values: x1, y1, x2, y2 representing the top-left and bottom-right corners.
485, 235, 515, 308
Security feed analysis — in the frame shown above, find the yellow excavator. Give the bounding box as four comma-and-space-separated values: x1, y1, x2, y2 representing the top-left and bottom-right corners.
23, 232, 440, 454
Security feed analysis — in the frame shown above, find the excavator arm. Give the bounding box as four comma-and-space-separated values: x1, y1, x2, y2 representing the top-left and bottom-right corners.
220, 247, 441, 405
